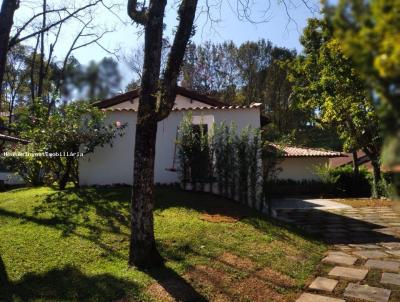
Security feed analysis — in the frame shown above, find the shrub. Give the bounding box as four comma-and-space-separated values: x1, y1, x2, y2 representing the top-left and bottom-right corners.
5, 101, 126, 189
329, 165, 372, 197
177, 115, 263, 210
313, 164, 340, 195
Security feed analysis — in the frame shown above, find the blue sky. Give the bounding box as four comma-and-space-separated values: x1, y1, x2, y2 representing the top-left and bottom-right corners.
14, 0, 320, 87
73, 0, 319, 61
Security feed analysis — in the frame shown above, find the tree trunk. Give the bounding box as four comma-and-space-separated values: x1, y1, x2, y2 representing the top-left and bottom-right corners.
352, 150, 359, 176
370, 158, 382, 198
128, 0, 198, 269
128, 0, 166, 269
30, 36, 40, 109
37, 0, 47, 99
352, 150, 359, 196
129, 117, 163, 268
362, 148, 382, 198
59, 158, 72, 190
0, 0, 19, 108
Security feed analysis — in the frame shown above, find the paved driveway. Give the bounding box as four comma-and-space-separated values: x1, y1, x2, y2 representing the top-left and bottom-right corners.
275, 206, 400, 302
275, 206, 400, 245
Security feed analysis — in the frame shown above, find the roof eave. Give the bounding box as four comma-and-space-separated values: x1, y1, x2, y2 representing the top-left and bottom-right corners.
282, 154, 346, 158
94, 86, 229, 109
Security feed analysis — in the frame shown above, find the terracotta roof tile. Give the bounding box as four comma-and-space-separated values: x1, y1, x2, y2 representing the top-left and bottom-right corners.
103, 103, 263, 112
270, 144, 345, 158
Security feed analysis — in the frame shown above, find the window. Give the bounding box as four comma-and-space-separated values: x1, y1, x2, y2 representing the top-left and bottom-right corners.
189, 124, 210, 183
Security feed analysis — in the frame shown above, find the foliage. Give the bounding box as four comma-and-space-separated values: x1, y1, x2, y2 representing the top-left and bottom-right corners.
237, 127, 250, 204
248, 128, 262, 208
268, 165, 373, 198
181, 39, 342, 149
176, 113, 211, 188
213, 122, 238, 199
6, 101, 125, 189
288, 18, 383, 197
313, 164, 342, 195
326, 0, 400, 197
328, 0, 400, 106
79, 58, 122, 101
177, 115, 263, 210
314, 164, 373, 197
1, 47, 122, 128
0, 186, 325, 301
260, 143, 283, 214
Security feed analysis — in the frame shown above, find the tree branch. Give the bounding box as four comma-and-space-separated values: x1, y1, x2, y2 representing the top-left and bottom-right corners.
9, 6, 68, 46
45, 19, 62, 76
127, 0, 148, 25
157, 0, 198, 120
8, 0, 103, 48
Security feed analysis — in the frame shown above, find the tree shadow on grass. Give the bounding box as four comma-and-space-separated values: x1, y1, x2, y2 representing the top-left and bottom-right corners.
32, 188, 131, 237
145, 264, 208, 302
154, 187, 298, 243
0, 188, 131, 260
155, 188, 400, 246
155, 188, 255, 219
0, 265, 140, 302
0, 254, 12, 302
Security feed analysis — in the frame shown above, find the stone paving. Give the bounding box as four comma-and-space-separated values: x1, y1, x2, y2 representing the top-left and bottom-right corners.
275, 206, 400, 301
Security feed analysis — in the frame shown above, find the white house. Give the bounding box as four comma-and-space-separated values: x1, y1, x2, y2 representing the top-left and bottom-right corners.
0, 133, 29, 185
79, 87, 343, 186
273, 145, 344, 181
79, 87, 264, 186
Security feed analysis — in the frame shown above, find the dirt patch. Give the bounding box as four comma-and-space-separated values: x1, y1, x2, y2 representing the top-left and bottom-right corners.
198, 203, 252, 223
200, 213, 240, 223
184, 265, 232, 288
113, 298, 139, 302
334, 198, 394, 208
208, 293, 233, 302
218, 252, 257, 271
231, 276, 288, 302
184, 265, 236, 302
254, 267, 296, 288
146, 282, 176, 302
146, 277, 206, 302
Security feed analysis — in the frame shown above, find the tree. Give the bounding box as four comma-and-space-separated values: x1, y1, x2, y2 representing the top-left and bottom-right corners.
81, 58, 122, 101
127, 0, 198, 268
326, 0, 400, 195
126, 0, 316, 268
258, 47, 300, 142
8, 101, 125, 189
236, 40, 273, 105
0, 0, 108, 108
0, 0, 20, 104
289, 18, 383, 197
124, 38, 171, 87
2, 45, 31, 125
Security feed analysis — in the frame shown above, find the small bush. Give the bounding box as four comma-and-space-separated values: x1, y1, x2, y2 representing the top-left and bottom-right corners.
177, 115, 263, 209
328, 165, 372, 197
268, 165, 373, 198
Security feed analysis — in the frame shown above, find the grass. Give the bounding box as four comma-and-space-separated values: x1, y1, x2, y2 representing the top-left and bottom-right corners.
0, 186, 326, 301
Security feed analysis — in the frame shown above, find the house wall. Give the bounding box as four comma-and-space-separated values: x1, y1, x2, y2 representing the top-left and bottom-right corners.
79, 107, 261, 186
107, 95, 211, 110
0, 172, 25, 185
276, 157, 329, 181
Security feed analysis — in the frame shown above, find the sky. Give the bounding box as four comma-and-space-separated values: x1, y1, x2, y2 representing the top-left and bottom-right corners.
13, 0, 320, 88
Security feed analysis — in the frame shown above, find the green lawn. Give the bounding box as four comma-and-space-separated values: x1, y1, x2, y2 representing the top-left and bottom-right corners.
0, 186, 326, 301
